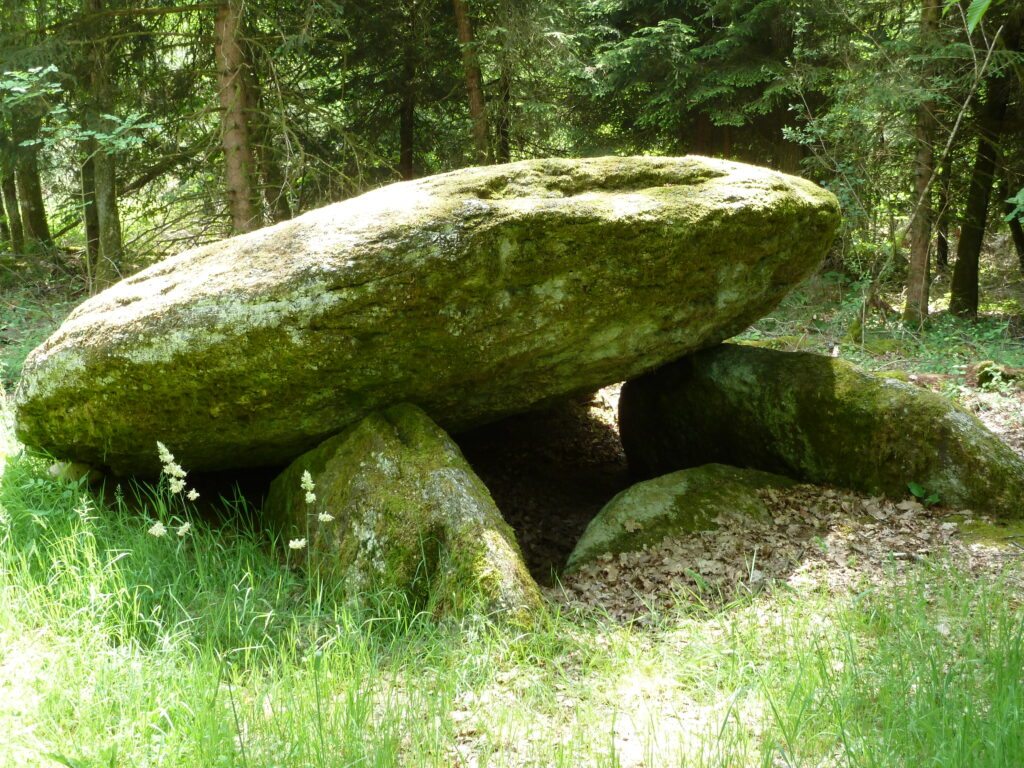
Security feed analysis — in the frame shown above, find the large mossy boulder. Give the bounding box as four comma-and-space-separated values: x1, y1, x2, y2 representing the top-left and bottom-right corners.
619, 344, 1024, 517
263, 403, 541, 620
567, 464, 795, 571
15, 156, 839, 474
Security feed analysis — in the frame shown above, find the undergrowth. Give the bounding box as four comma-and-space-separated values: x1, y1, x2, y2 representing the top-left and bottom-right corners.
0, 271, 82, 388
740, 264, 1024, 376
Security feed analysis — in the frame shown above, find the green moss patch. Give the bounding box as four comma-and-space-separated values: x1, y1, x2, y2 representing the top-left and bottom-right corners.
566, 463, 796, 571
620, 344, 1024, 518
263, 403, 541, 622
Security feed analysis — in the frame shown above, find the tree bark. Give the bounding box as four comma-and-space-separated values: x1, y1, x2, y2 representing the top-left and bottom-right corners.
215, 0, 260, 233
691, 113, 713, 155
12, 117, 52, 249
1010, 212, 1024, 274
399, 10, 417, 180
935, 155, 951, 269
0, 184, 9, 248
452, 0, 489, 164
82, 0, 124, 288
949, 11, 1021, 317
495, 59, 512, 164
247, 62, 292, 222
948, 127, 1001, 317
255, 133, 292, 222
1002, 175, 1024, 272
903, 0, 939, 325
80, 141, 100, 266
0, 160, 24, 254
92, 146, 122, 285
5, 0, 51, 250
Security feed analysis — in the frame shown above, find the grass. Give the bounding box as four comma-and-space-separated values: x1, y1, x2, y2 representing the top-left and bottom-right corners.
740, 248, 1024, 378
0, 275, 82, 388
2, 422, 1023, 767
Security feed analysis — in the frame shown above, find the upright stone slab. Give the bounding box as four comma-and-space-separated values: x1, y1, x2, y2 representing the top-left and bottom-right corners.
619, 344, 1024, 517
16, 156, 839, 474
263, 403, 541, 620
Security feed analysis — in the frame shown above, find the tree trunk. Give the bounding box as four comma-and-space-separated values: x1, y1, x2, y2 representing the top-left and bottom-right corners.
80, 141, 100, 266
0, 184, 9, 248
903, 0, 939, 325
935, 155, 951, 269
691, 113, 713, 155
6, 0, 50, 250
949, 11, 1021, 317
84, 0, 124, 287
495, 60, 512, 164
247, 63, 292, 222
215, 0, 260, 233
399, 15, 417, 180
452, 0, 489, 164
92, 147, 122, 286
948, 130, 1001, 317
1010, 211, 1024, 274
0, 163, 24, 254
1003, 175, 1024, 272
12, 118, 52, 249
256, 136, 292, 222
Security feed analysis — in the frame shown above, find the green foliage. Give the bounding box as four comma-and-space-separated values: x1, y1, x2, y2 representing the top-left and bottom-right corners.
0, 65, 61, 111
958, 0, 996, 33
0, 280, 80, 386
907, 480, 941, 506
574, 0, 808, 161
1006, 187, 1024, 224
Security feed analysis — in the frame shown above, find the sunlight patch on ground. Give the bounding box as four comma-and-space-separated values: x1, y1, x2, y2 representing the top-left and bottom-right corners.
0, 628, 55, 767
0, 391, 17, 477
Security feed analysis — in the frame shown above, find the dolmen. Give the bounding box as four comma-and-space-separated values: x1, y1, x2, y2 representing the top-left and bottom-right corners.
15, 156, 846, 617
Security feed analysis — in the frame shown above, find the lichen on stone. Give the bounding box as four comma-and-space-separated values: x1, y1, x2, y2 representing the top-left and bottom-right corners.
15, 156, 839, 475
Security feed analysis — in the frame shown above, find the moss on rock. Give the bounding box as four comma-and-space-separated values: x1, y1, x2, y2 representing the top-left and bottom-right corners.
566, 464, 795, 571
619, 344, 1024, 518
15, 156, 839, 475
263, 403, 541, 621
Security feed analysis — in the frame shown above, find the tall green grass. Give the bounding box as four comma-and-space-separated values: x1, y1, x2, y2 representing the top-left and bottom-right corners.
2, 430, 1023, 767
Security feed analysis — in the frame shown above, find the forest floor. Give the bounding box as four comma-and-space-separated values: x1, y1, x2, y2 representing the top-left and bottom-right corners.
1, 245, 1024, 767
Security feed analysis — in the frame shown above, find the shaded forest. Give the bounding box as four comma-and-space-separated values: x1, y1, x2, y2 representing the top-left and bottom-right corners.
0, 0, 1022, 322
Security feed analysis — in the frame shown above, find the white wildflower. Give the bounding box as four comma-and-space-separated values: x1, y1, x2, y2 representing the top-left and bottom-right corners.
148, 521, 168, 537
156, 441, 174, 465
169, 477, 186, 495
300, 470, 315, 492
186, 488, 200, 502
177, 521, 191, 537
317, 512, 334, 523
164, 462, 186, 479
305, 491, 316, 505
289, 538, 307, 550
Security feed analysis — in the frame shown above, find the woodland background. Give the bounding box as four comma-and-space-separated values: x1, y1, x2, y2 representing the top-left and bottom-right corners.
0, 0, 1021, 328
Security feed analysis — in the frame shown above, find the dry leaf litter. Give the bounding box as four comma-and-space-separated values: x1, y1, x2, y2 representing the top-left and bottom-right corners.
551, 486, 1024, 621
459, 381, 1024, 621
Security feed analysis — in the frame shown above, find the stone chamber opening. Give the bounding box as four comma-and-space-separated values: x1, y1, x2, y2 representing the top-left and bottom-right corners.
454, 385, 631, 585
